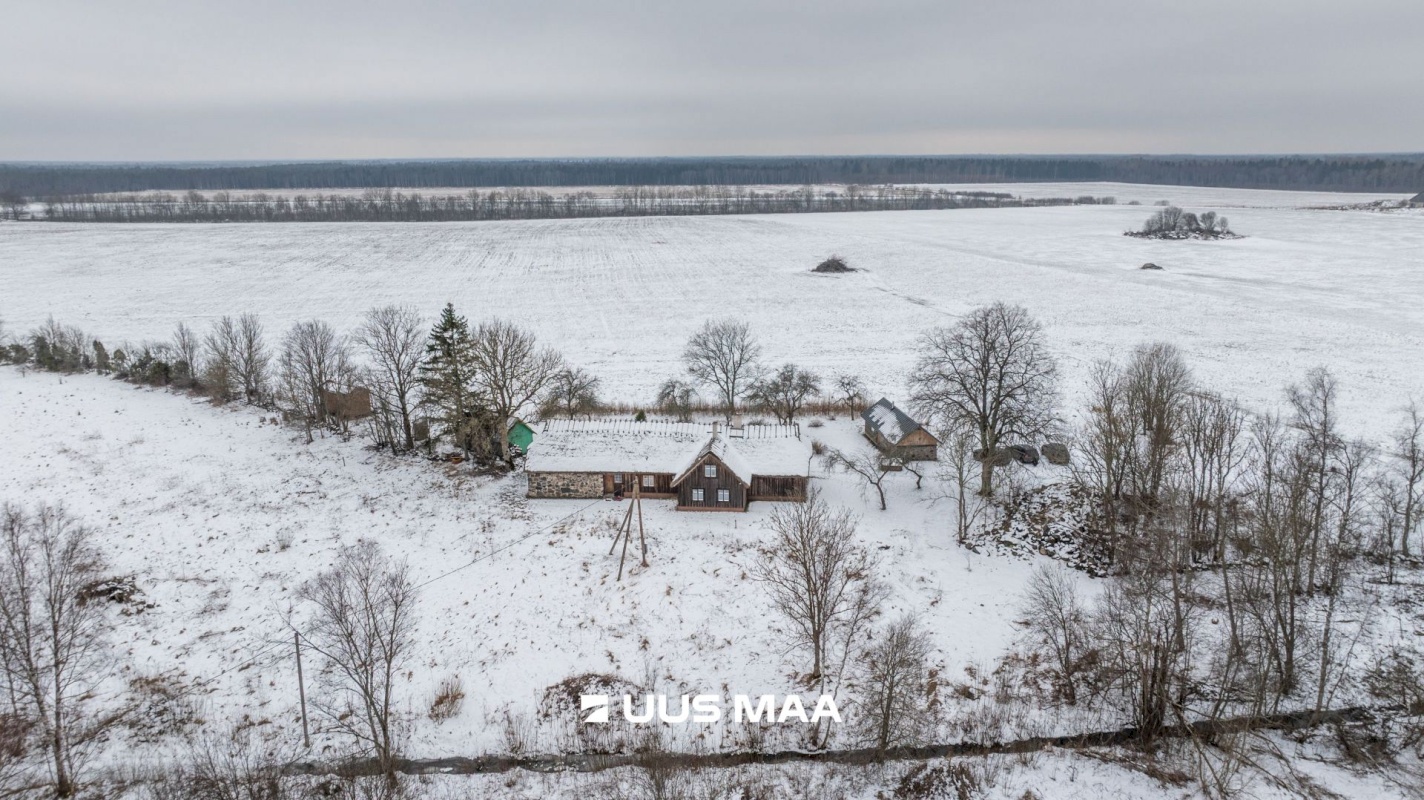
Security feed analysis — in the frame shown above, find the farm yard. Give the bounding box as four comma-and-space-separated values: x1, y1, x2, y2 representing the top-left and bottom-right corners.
1, 183, 1423, 798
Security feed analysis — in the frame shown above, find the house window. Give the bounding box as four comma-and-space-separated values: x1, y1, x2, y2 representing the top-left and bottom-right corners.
717, 488, 730, 503
691, 488, 705, 502
642, 474, 655, 488
613, 473, 624, 484
704, 464, 717, 478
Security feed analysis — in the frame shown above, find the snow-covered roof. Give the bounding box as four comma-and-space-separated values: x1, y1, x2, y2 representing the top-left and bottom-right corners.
526, 419, 811, 479
1413, 191, 1424, 204
672, 435, 755, 486
861, 397, 933, 444
525, 420, 705, 474
670, 433, 812, 486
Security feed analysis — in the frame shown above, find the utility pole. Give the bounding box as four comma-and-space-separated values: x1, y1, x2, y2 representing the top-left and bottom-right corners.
295, 631, 311, 749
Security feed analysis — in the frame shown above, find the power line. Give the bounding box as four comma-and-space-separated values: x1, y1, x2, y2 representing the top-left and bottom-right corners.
414, 497, 604, 590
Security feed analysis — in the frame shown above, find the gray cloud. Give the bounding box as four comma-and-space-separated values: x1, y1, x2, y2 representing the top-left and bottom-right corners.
1, 0, 1420, 160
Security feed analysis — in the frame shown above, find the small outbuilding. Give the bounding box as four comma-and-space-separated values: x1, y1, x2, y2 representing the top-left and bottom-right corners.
507, 418, 536, 453
1410, 192, 1424, 208
861, 398, 939, 461
322, 387, 373, 421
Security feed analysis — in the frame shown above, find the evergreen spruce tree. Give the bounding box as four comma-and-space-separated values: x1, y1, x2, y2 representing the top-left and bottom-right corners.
31, 336, 54, 371
418, 303, 481, 459
93, 340, 110, 374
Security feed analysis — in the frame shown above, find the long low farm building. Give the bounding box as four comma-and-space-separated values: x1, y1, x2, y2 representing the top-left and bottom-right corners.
525, 419, 812, 511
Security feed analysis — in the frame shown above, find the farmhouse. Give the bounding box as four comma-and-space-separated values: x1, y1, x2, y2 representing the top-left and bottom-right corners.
861, 398, 939, 461
525, 420, 810, 510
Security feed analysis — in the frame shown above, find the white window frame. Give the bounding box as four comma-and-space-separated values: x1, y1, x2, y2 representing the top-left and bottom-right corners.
642, 474, 655, 488
613, 473, 624, 484
704, 463, 717, 478
691, 488, 705, 502
717, 488, 730, 503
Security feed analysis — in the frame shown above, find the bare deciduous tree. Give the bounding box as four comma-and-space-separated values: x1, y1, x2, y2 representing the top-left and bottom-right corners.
832, 373, 867, 413
1122, 343, 1193, 508
856, 615, 933, 754
205, 314, 270, 404
683, 319, 762, 415
278, 320, 355, 442
1092, 517, 1199, 745
467, 319, 563, 465
171, 322, 202, 388
910, 303, 1058, 496
1023, 564, 1089, 705
0, 504, 111, 798
1073, 360, 1134, 548
943, 432, 990, 545
542, 366, 601, 420
751, 490, 884, 689
656, 378, 698, 422
1386, 401, 1423, 559
355, 305, 425, 452
823, 448, 892, 511
1287, 367, 1343, 593
297, 540, 418, 785
748, 363, 821, 424
233, 313, 271, 405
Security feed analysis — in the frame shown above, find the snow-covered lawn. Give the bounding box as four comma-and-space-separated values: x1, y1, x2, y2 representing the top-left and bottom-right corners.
0, 367, 1049, 759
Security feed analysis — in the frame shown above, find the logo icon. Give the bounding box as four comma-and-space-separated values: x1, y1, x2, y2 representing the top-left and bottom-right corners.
580, 693, 609, 724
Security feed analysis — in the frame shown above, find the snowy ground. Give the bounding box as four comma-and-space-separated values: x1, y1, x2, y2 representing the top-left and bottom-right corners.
0, 367, 1054, 762
3, 184, 1423, 440
5, 366, 1416, 800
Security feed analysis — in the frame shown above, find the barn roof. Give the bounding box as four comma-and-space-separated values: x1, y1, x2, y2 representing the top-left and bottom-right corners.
861, 398, 935, 444
524, 420, 705, 474
1413, 191, 1424, 203
526, 419, 811, 479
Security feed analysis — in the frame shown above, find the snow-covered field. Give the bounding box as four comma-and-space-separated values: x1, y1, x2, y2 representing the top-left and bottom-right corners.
3, 184, 1423, 439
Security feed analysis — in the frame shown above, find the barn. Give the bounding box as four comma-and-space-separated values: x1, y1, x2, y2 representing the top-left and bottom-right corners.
1410, 191, 1424, 208
525, 419, 810, 510
861, 398, 939, 461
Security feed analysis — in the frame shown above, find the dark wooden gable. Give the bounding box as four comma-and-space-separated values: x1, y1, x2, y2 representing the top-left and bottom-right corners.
675, 452, 748, 511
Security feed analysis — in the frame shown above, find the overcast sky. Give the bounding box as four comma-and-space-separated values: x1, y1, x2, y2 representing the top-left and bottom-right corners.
2, 0, 1421, 161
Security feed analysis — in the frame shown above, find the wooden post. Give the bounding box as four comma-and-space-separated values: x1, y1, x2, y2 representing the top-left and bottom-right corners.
295, 631, 311, 749
616, 504, 633, 581
609, 499, 634, 555
635, 480, 648, 566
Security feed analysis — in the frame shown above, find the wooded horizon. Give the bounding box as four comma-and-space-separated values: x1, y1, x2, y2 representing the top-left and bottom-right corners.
3, 154, 1423, 198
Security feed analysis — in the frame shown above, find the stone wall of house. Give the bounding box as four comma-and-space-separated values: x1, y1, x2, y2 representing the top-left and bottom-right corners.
527, 471, 603, 499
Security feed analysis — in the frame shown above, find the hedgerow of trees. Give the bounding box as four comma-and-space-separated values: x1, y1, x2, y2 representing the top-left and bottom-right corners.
4, 153, 1421, 196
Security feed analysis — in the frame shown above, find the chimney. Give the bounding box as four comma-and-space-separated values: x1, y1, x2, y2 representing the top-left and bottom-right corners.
711, 421, 720, 439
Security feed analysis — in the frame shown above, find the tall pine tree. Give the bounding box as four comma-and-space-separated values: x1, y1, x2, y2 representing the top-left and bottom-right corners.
418, 304, 481, 458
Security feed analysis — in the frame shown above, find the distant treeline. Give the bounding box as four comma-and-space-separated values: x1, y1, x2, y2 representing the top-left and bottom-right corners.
38, 185, 1114, 223
3, 154, 1423, 198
